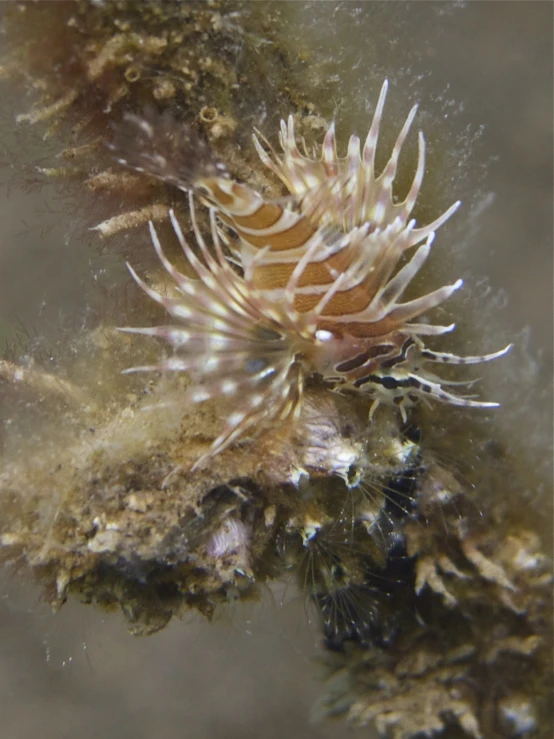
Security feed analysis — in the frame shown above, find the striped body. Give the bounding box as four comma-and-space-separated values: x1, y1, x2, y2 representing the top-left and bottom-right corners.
111, 82, 511, 467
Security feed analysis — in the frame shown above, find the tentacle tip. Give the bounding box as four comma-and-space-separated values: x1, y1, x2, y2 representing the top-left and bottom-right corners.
405, 103, 419, 124
484, 343, 514, 362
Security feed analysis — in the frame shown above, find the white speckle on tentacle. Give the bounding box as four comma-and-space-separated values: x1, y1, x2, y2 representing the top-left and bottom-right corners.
221, 380, 238, 395
227, 411, 246, 427
190, 388, 212, 403
172, 304, 193, 319
202, 357, 219, 372
316, 330, 334, 342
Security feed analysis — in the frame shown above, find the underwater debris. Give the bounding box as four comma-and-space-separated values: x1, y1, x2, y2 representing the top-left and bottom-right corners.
313, 461, 552, 738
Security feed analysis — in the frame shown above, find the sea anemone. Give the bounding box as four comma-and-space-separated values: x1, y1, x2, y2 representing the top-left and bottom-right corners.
112, 81, 511, 466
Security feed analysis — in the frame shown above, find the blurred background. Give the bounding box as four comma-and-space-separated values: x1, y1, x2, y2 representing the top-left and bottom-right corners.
0, 3, 552, 738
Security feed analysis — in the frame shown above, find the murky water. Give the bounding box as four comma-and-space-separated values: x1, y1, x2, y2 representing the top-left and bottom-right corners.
0, 3, 551, 738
